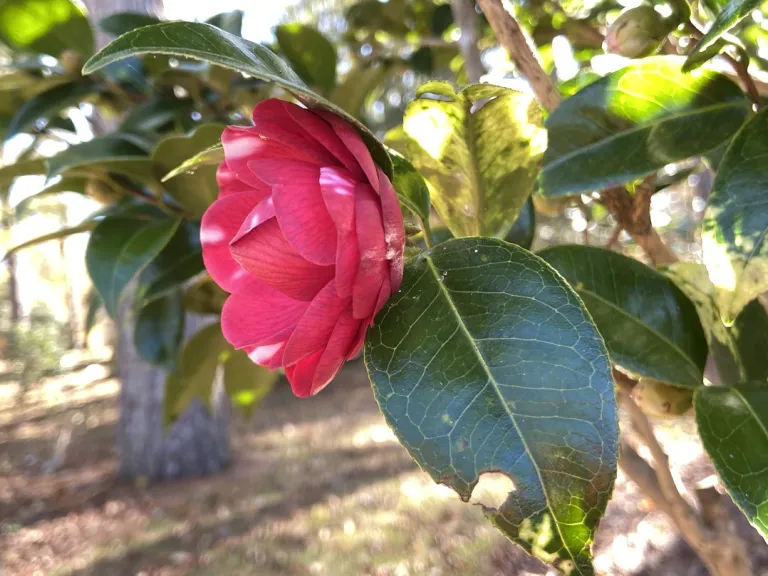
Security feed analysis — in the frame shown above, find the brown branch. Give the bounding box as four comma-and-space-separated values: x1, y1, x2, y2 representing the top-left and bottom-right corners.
615, 376, 751, 576
475, 0, 562, 113
722, 53, 763, 110
476, 0, 679, 267
605, 224, 623, 249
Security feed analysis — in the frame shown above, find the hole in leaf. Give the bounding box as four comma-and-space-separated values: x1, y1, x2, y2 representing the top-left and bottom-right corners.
469, 471, 516, 510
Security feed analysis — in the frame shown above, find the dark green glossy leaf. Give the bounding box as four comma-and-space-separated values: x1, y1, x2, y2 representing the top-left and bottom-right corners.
223, 350, 279, 417
2, 220, 95, 260
389, 152, 430, 228
85, 209, 180, 318
540, 245, 707, 388
703, 107, 768, 323
152, 124, 224, 216
399, 82, 545, 238
505, 196, 535, 250
540, 57, 749, 197
120, 95, 194, 133
685, 0, 760, 70
6, 81, 99, 140
695, 382, 768, 538
205, 10, 244, 37
137, 220, 204, 306
664, 263, 768, 384
183, 277, 227, 314
164, 323, 228, 425
365, 237, 617, 575
275, 24, 337, 94
81, 21, 392, 177
99, 12, 161, 36
46, 134, 149, 178
134, 290, 185, 367
0, 0, 93, 57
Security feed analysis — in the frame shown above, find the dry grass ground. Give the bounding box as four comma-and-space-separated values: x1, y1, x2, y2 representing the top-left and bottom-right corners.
1, 358, 767, 576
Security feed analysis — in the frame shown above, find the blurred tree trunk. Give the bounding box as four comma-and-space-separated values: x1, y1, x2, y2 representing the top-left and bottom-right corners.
451, 0, 484, 83
83, 0, 231, 481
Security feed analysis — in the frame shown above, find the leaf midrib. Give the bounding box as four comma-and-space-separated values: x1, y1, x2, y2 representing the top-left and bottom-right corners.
423, 254, 584, 575
577, 287, 701, 386
543, 100, 746, 175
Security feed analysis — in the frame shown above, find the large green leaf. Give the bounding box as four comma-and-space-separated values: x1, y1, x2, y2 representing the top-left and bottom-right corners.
685, 0, 760, 70
137, 220, 204, 306
164, 323, 229, 425
665, 262, 768, 384
99, 12, 161, 36
81, 21, 392, 177
365, 238, 617, 575
223, 350, 279, 417
703, 108, 768, 323
0, 0, 93, 57
540, 57, 749, 198
134, 290, 185, 368
695, 382, 768, 539
85, 209, 180, 318
6, 81, 99, 140
152, 124, 224, 217
275, 24, 337, 94
540, 245, 707, 388
398, 82, 545, 238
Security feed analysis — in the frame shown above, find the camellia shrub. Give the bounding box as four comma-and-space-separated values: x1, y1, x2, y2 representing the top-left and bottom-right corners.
2, 0, 768, 574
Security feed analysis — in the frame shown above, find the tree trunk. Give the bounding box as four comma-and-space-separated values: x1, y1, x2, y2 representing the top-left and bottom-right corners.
83, 0, 231, 481
1, 198, 21, 325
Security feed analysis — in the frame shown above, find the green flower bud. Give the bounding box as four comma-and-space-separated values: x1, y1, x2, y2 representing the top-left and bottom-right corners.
604, 6, 675, 59
632, 378, 693, 418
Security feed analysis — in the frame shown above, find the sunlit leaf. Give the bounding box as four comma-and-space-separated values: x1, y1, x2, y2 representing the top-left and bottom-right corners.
540, 246, 707, 388
153, 124, 225, 217
388, 152, 430, 228
685, 0, 760, 70
540, 57, 749, 197
164, 323, 229, 425
703, 107, 768, 322
366, 238, 617, 575
0, 0, 94, 57
2, 220, 95, 260
223, 350, 279, 417
398, 82, 545, 238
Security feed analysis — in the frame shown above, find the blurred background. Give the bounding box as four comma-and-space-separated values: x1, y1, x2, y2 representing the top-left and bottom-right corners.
1, 0, 766, 575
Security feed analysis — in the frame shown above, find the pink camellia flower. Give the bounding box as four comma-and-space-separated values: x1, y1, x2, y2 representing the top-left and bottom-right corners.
201, 99, 405, 397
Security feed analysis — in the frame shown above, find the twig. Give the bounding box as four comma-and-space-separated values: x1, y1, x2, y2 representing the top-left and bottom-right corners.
606, 224, 623, 249
475, 0, 562, 112
722, 53, 763, 110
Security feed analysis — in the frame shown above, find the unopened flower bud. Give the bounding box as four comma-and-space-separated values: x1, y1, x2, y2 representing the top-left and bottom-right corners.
604, 6, 674, 58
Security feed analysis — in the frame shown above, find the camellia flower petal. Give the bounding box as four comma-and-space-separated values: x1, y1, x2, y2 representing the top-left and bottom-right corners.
201, 99, 404, 397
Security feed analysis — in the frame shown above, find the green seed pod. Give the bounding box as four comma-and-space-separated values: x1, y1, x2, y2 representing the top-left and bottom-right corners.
633, 378, 693, 418
604, 6, 675, 59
